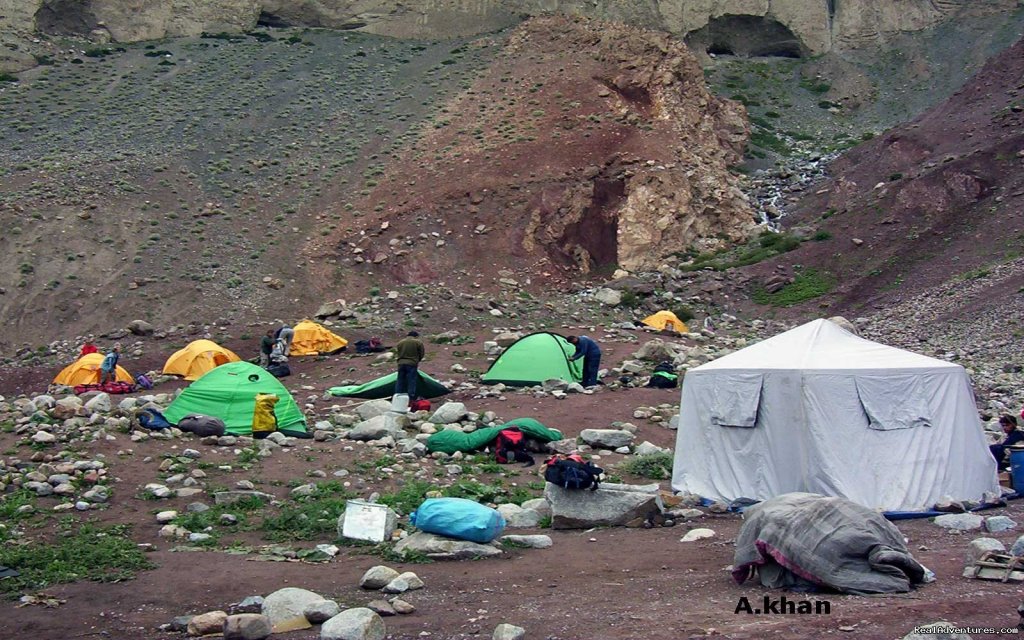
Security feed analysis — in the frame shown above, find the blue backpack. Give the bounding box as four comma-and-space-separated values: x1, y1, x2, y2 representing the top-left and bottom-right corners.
135, 374, 154, 390
138, 407, 171, 430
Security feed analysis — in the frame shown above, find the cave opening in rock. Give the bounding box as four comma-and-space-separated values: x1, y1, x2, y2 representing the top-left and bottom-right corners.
558, 178, 623, 272
34, 0, 97, 36
688, 15, 806, 58
257, 12, 292, 29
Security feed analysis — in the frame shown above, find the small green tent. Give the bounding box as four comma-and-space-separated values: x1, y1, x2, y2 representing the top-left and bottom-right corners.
327, 371, 450, 400
481, 332, 583, 387
426, 418, 563, 454
163, 361, 307, 437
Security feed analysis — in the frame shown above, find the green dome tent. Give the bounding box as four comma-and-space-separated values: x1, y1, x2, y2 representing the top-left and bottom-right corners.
327, 371, 450, 400
481, 332, 582, 387
163, 361, 307, 437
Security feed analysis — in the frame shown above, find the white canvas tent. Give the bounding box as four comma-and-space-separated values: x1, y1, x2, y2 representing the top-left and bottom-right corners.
672, 319, 998, 511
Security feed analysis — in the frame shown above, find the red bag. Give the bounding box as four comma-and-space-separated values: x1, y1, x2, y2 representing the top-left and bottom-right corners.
494, 428, 525, 464
410, 399, 431, 412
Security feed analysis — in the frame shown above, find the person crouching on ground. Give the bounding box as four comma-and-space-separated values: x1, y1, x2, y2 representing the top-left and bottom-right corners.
394, 331, 425, 401
567, 334, 602, 388
99, 343, 121, 384
259, 330, 275, 368
990, 414, 1024, 471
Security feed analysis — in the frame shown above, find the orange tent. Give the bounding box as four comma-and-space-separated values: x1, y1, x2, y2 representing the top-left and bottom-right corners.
53, 353, 133, 386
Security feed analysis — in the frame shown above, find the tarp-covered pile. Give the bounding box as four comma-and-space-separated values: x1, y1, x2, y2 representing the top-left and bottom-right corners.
733, 492, 927, 594
426, 418, 563, 454
327, 371, 450, 400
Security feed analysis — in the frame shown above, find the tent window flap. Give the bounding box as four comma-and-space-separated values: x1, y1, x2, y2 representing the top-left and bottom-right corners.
710, 374, 763, 428
855, 376, 932, 431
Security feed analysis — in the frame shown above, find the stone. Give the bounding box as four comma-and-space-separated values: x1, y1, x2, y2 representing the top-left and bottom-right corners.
395, 572, 424, 590
393, 532, 503, 560
84, 393, 111, 413
338, 500, 399, 542
360, 565, 400, 590
303, 600, 341, 624
366, 599, 396, 616
827, 316, 860, 336
633, 441, 666, 456
319, 607, 386, 640
187, 610, 228, 637
965, 537, 1005, 566
544, 482, 659, 529
356, 399, 394, 421
348, 414, 409, 441
1011, 535, 1024, 557
494, 332, 521, 348
680, 528, 716, 542
493, 623, 526, 640
262, 587, 324, 632
390, 599, 415, 614
933, 513, 984, 531
214, 490, 274, 505
381, 577, 409, 594
499, 534, 553, 549
156, 510, 178, 524
594, 288, 622, 306
223, 614, 273, 640
31, 431, 57, 444
520, 498, 552, 518
899, 622, 972, 640
228, 596, 264, 615
498, 504, 541, 528
579, 429, 635, 449
128, 319, 155, 335
428, 402, 468, 424
985, 515, 1017, 532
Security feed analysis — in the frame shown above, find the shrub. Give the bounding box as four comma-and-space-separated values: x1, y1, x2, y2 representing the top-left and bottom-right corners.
753, 269, 834, 307
672, 305, 695, 323
812, 231, 832, 242
620, 291, 642, 308
619, 452, 673, 480
888, 172, 903, 181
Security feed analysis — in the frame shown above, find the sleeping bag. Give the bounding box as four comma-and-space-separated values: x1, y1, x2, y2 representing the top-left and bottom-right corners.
409, 497, 506, 543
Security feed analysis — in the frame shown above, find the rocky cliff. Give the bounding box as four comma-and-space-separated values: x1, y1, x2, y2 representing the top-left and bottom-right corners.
307, 15, 755, 282
2, 0, 1019, 54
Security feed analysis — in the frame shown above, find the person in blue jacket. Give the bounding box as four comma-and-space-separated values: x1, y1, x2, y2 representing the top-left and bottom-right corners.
567, 335, 602, 388
991, 414, 1024, 471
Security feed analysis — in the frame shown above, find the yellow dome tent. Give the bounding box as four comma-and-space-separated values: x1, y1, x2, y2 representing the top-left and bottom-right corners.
162, 339, 241, 381
53, 353, 133, 386
642, 310, 688, 334
291, 320, 348, 356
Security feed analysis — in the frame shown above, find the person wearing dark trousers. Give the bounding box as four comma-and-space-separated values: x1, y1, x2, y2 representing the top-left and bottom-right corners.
567, 335, 602, 388
394, 331, 425, 400
990, 414, 1024, 471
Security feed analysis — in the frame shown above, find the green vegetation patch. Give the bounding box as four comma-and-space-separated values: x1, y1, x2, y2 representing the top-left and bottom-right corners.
0, 522, 153, 596
618, 452, 673, 480
682, 231, 802, 272
753, 269, 834, 307
260, 481, 355, 542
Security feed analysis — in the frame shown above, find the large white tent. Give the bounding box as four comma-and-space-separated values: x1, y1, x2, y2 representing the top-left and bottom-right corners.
672, 319, 998, 511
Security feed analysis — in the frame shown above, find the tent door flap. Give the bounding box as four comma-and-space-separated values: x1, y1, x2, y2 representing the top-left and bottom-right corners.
710, 374, 763, 428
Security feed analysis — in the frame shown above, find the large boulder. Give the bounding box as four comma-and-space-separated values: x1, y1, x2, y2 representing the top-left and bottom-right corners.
348, 414, 409, 441
633, 338, 683, 362
128, 319, 155, 335
187, 611, 228, 636
355, 399, 394, 421
320, 608, 386, 640
223, 614, 273, 640
429, 402, 468, 424
579, 429, 634, 449
544, 483, 659, 529
84, 393, 111, 413
593, 288, 622, 306
262, 587, 324, 632
393, 532, 503, 560
359, 566, 400, 590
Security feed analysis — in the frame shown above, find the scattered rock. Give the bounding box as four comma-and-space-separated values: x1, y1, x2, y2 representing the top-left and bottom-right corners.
493, 623, 526, 640
985, 515, 1017, 532
262, 587, 324, 632
304, 600, 341, 624
360, 565, 400, 590
319, 607, 386, 640
499, 535, 553, 549
933, 514, 984, 531
223, 613, 273, 640
392, 532, 503, 560
680, 528, 716, 542
187, 610, 228, 637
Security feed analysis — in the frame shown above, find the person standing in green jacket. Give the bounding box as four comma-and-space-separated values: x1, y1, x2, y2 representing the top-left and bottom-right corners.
394, 331, 425, 400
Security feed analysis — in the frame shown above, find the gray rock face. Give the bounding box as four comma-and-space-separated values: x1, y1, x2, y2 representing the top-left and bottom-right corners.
393, 532, 503, 560
493, 623, 527, 640
348, 414, 408, 441
303, 600, 341, 624
319, 607, 386, 640
359, 565, 400, 590
499, 534, 553, 549
933, 513, 984, 531
428, 402, 468, 424
579, 429, 634, 449
262, 587, 324, 631
223, 613, 273, 640
544, 483, 658, 529
965, 537, 1005, 566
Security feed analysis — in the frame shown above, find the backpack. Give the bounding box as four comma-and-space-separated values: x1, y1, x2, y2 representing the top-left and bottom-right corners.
177, 414, 226, 437
267, 362, 291, 378
410, 399, 431, 412
544, 455, 603, 490
135, 374, 154, 390
494, 427, 535, 466
137, 407, 171, 430
647, 362, 679, 389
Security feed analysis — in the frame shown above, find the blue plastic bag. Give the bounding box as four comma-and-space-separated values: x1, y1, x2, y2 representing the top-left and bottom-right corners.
409, 497, 506, 543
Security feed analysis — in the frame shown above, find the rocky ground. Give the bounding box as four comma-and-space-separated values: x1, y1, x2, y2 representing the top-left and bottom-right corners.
2, 312, 1024, 640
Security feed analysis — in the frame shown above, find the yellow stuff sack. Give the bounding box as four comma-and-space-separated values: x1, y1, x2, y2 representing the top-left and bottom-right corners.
252, 393, 280, 435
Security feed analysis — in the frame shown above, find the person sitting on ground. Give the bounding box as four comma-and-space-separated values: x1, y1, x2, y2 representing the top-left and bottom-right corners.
990, 414, 1024, 471
99, 343, 121, 385
567, 334, 602, 388
80, 339, 98, 356
259, 330, 275, 368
